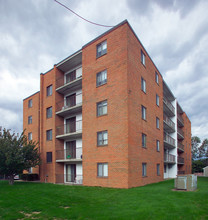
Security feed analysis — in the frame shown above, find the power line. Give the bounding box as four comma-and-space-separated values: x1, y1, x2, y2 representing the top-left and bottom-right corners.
54, 0, 114, 28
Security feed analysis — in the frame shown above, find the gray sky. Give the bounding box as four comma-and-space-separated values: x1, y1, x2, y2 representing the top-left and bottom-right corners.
0, 0, 208, 140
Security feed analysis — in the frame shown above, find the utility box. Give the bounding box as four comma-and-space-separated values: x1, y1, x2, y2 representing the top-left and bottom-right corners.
175, 174, 197, 191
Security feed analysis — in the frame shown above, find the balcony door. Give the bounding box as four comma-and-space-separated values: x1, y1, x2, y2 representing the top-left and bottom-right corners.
66, 164, 76, 182
66, 117, 76, 133
66, 94, 76, 108
66, 141, 76, 159
66, 70, 76, 84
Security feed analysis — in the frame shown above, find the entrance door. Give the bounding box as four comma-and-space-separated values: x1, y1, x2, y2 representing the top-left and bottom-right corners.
66, 141, 76, 159
66, 70, 76, 83
66, 94, 76, 108
66, 164, 76, 182
66, 117, 76, 133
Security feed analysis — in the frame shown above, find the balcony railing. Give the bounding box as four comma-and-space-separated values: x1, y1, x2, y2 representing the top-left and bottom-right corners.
56, 93, 82, 112
56, 147, 82, 161
163, 114, 175, 131
163, 97, 175, 115
178, 157, 184, 164
164, 132, 176, 147
177, 113, 184, 126
56, 72, 82, 89
177, 127, 184, 138
164, 153, 176, 163
177, 141, 184, 151
56, 120, 82, 136
178, 171, 185, 175
56, 174, 83, 184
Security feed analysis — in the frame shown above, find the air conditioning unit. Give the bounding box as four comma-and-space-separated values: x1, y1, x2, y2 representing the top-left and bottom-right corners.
175, 174, 197, 191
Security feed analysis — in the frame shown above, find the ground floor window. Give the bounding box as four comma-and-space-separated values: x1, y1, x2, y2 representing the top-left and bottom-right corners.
97, 163, 108, 177
142, 163, 147, 177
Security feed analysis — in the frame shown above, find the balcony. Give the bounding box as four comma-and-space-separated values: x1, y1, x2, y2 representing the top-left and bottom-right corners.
163, 97, 175, 117
178, 156, 184, 164
177, 141, 184, 152
56, 120, 82, 140
163, 114, 175, 133
56, 174, 83, 184
177, 127, 184, 140
56, 71, 82, 95
177, 113, 184, 127
56, 148, 82, 162
164, 132, 176, 149
164, 153, 176, 164
56, 93, 82, 117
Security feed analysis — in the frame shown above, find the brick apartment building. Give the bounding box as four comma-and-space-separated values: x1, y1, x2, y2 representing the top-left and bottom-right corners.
23, 20, 191, 188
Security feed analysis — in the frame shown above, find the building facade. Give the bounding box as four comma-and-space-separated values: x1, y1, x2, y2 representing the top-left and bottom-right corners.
23, 20, 191, 188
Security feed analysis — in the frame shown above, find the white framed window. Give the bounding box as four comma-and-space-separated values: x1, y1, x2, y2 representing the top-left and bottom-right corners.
157, 164, 160, 176
97, 69, 107, 86
28, 132, 32, 141
28, 99, 32, 108
97, 130, 108, 146
28, 116, 32, 124
97, 100, 107, 116
46, 129, 52, 141
97, 41, 107, 58
141, 50, 145, 66
155, 72, 159, 84
142, 105, 146, 120
47, 85, 52, 96
156, 94, 159, 106
142, 163, 147, 177
97, 163, 108, 177
156, 117, 160, 129
46, 106, 52, 118
142, 133, 146, 148
141, 77, 146, 93
156, 140, 160, 152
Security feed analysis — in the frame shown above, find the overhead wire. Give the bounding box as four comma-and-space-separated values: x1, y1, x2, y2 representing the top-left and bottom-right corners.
54, 0, 114, 28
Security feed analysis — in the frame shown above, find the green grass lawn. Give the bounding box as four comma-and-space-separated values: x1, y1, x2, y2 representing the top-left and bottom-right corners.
0, 177, 207, 220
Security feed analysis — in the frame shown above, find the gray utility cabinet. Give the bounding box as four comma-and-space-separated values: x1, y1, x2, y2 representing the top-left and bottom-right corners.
174, 174, 197, 191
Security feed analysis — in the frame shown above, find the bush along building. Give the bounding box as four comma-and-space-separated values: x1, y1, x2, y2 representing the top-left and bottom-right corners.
23, 20, 191, 188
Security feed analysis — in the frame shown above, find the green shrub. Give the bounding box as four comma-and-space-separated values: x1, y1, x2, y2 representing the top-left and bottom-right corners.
19, 174, 39, 181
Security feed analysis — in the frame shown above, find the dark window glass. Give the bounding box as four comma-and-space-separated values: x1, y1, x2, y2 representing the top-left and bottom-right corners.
142, 163, 147, 177
46, 129, 52, 141
47, 152, 52, 163
46, 107, 52, 118
97, 131, 108, 146
47, 85, 52, 96
28, 99, 32, 108
142, 133, 146, 148
97, 100, 107, 116
28, 116, 32, 124
97, 70, 107, 86
97, 41, 107, 58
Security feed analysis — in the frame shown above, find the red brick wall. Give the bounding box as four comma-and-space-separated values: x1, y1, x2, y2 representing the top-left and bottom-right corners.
127, 25, 164, 187
82, 23, 129, 188
23, 92, 40, 174
183, 113, 192, 174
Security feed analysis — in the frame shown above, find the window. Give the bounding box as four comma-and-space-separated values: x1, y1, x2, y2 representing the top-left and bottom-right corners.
46, 107, 52, 118
141, 77, 146, 93
141, 50, 145, 66
141, 105, 146, 120
156, 117, 160, 129
156, 94, 159, 106
156, 140, 160, 151
97, 163, 108, 177
97, 40, 107, 58
46, 129, 52, 141
142, 133, 146, 148
97, 69, 107, 86
157, 164, 160, 176
155, 72, 159, 84
142, 163, 147, 177
47, 85, 52, 96
28, 132, 32, 141
28, 116, 32, 124
97, 100, 107, 116
46, 152, 52, 163
28, 99, 32, 108
97, 131, 108, 146
66, 70, 76, 83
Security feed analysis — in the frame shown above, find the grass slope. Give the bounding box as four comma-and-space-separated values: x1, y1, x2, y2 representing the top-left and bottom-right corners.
0, 177, 207, 220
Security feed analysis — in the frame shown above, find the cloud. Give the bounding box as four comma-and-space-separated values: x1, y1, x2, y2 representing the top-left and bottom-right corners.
0, 0, 208, 141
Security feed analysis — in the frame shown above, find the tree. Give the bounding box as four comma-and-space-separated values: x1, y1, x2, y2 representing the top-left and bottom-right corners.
0, 128, 41, 185
191, 136, 208, 160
